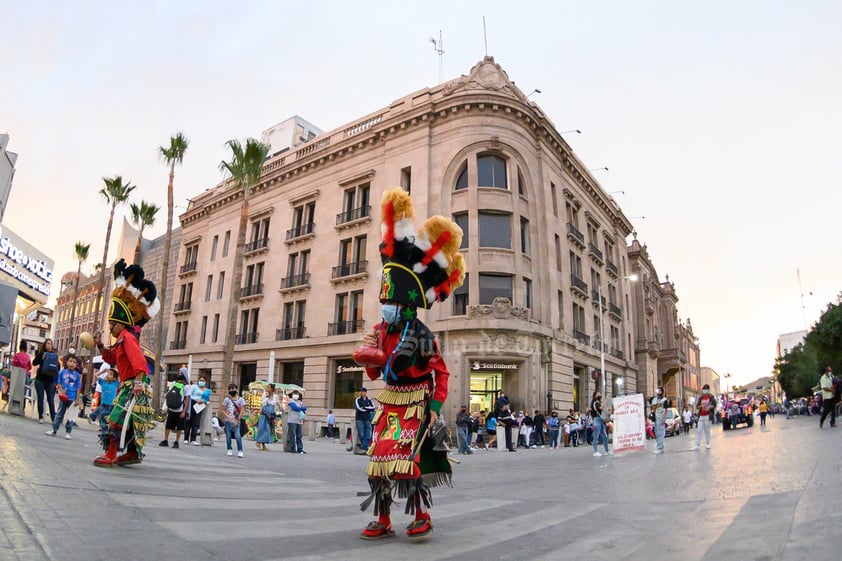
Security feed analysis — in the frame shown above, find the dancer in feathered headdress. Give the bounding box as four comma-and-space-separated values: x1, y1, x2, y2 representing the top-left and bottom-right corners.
355, 188, 464, 541
92, 258, 160, 468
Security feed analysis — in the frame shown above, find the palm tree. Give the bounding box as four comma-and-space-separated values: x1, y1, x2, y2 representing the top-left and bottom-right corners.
155, 132, 189, 407
130, 200, 161, 263
94, 176, 136, 330
67, 241, 90, 346
219, 138, 270, 387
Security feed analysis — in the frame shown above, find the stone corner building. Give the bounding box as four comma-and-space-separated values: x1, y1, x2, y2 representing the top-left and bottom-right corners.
164, 57, 651, 424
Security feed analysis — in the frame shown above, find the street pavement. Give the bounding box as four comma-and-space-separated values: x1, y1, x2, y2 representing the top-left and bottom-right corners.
0, 410, 840, 561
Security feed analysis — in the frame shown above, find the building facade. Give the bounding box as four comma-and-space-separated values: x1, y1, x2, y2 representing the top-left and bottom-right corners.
0, 133, 17, 223
163, 58, 642, 425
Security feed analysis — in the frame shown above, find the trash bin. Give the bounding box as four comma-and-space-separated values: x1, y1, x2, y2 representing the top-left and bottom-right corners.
8, 366, 27, 416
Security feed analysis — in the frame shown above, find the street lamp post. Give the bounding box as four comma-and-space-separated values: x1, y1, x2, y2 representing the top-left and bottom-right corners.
597, 274, 638, 397
724, 373, 732, 400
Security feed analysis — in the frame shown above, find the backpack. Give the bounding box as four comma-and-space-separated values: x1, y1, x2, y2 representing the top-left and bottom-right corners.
165, 383, 183, 410
833, 377, 842, 399
41, 351, 59, 375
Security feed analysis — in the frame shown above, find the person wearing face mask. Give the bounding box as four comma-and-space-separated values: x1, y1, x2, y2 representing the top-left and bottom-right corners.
650, 386, 668, 455
221, 384, 246, 457
186, 375, 211, 446
690, 384, 717, 451
286, 391, 307, 454
354, 188, 465, 541
590, 390, 612, 457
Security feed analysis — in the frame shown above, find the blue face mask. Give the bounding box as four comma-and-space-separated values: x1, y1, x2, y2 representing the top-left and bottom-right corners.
381, 304, 401, 324
198, 381, 206, 388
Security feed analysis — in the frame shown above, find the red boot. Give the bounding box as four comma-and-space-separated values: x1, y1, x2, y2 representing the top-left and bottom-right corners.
360, 516, 394, 540
93, 439, 118, 468
406, 513, 433, 540
115, 449, 142, 466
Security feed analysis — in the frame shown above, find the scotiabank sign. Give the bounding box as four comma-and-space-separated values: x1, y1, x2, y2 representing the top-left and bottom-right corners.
0, 225, 54, 299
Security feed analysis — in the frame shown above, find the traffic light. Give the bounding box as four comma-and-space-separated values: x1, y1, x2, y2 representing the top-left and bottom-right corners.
592, 368, 600, 381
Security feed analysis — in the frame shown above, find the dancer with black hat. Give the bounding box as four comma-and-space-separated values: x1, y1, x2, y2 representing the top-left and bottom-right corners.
92, 259, 160, 467
354, 187, 465, 540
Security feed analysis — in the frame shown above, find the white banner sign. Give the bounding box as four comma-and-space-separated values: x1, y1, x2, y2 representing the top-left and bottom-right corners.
612, 393, 646, 453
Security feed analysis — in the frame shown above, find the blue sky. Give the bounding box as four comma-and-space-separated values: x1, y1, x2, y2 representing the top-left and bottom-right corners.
2, 1, 841, 387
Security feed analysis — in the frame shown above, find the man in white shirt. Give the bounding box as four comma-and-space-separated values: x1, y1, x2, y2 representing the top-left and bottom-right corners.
819, 366, 837, 428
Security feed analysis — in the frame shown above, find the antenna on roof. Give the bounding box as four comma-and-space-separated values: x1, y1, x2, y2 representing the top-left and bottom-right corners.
430, 31, 444, 84
483, 16, 488, 57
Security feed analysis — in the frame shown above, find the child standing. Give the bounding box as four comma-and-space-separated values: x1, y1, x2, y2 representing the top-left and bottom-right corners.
47, 356, 82, 439
96, 369, 120, 443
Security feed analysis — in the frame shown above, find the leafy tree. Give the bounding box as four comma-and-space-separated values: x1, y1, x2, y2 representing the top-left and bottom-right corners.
155, 132, 189, 407
218, 138, 270, 387
805, 298, 842, 376
775, 343, 819, 399
67, 241, 91, 346
94, 176, 136, 330
130, 200, 160, 263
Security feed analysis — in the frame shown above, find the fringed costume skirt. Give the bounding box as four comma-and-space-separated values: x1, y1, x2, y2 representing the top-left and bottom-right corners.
105, 378, 155, 453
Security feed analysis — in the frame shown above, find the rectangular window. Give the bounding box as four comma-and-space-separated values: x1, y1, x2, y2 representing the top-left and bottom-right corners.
477, 154, 507, 189
205, 275, 213, 302
478, 212, 511, 249
524, 278, 532, 310
210, 235, 219, 261
351, 290, 364, 324
557, 291, 564, 329
454, 213, 469, 249
572, 303, 585, 332
335, 293, 348, 323
551, 182, 558, 217
200, 315, 208, 344
212, 314, 220, 343
283, 302, 294, 330
479, 273, 513, 305
400, 166, 412, 193
520, 216, 530, 255
222, 230, 231, 257
555, 235, 562, 271
282, 361, 304, 388
217, 271, 225, 300
453, 274, 469, 315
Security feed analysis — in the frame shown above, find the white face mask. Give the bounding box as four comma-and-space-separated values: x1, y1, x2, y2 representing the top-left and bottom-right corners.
292, 393, 300, 400
702, 390, 709, 395
381, 304, 401, 324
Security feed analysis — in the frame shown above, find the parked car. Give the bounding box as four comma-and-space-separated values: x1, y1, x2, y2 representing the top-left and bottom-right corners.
665, 407, 682, 436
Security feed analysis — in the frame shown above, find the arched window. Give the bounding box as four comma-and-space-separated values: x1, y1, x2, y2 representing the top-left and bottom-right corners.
477, 154, 507, 189
517, 167, 526, 197
454, 164, 469, 190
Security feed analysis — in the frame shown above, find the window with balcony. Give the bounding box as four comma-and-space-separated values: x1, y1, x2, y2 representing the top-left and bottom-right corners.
181, 244, 199, 274
330, 290, 364, 335
337, 182, 370, 225
452, 273, 469, 315
238, 308, 259, 344
572, 303, 587, 345
241, 262, 264, 298
175, 282, 193, 312
333, 235, 367, 279
246, 217, 270, 253
282, 250, 311, 288
278, 300, 307, 340
477, 154, 507, 189
479, 273, 512, 305
288, 201, 316, 240
479, 212, 511, 249
171, 320, 188, 350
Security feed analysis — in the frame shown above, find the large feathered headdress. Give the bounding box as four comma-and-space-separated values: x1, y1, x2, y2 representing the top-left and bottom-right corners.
108, 258, 160, 327
378, 187, 465, 311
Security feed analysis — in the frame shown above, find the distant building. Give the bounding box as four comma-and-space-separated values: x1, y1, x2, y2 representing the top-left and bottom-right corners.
261, 116, 323, 159
0, 133, 17, 222
19, 306, 53, 354
777, 330, 807, 357
699, 366, 721, 399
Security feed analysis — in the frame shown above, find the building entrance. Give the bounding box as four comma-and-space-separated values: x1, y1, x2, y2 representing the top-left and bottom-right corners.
469, 371, 502, 415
